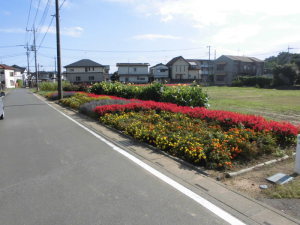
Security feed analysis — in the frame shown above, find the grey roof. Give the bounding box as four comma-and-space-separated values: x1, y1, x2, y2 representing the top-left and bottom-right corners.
223, 55, 264, 63
64, 59, 104, 68
116, 63, 150, 67
166, 56, 187, 66
149, 63, 168, 69
12, 65, 26, 73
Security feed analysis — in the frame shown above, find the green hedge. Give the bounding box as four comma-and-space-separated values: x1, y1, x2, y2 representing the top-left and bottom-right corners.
232, 76, 272, 88
90, 82, 209, 107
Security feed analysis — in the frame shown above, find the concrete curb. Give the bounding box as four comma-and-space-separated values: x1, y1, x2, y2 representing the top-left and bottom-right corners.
225, 153, 296, 178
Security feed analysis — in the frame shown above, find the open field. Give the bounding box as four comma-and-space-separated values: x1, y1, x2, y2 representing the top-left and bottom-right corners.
203, 86, 300, 124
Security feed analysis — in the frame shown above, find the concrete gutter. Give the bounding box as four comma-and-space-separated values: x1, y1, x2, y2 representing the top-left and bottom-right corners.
226, 153, 296, 178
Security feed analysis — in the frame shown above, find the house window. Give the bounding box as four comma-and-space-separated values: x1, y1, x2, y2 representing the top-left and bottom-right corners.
217, 64, 225, 71
160, 69, 167, 72
10, 72, 14, 77
133, 68, 137, 72
137, 77, 145, 80
76, 76, 81, 81
216, 75, 225, 81
88, 76, 94, 81
92, 67, 94, 71
70, 68, 74, 72
10, 80, 14, 86
85, 67, 88, 72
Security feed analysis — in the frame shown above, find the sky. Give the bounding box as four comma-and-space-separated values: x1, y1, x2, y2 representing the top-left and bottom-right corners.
1, 0, 300, 72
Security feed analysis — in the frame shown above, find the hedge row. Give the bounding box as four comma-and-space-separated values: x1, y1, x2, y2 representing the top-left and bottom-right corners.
90, 82, 209, 107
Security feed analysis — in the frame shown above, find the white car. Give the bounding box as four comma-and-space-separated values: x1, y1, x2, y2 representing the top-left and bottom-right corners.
0, 92, 5, 120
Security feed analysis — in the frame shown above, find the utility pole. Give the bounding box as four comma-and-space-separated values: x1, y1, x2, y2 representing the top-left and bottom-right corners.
32, 25, 39, 91
207, 45, 211, 77
287, 46, 294, 64
54, 57, 57, 82
55, 0, 63, 99
25, 43, 30, 87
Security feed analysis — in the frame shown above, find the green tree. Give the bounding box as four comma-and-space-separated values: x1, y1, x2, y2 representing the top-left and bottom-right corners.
273, 64, 297, 86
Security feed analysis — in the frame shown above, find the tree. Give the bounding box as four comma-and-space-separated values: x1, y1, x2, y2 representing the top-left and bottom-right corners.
273, 64, 297, 86
110, 72, 119, 82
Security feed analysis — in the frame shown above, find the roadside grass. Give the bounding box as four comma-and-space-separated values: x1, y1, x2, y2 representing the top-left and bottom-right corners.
264, 178, 300, 199
203, 86, 300, 122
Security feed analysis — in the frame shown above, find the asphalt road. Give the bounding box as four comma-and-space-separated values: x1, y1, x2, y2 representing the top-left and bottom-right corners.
0, 89, 230, 225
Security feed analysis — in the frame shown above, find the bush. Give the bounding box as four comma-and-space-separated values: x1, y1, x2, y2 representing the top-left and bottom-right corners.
39, 82, 58, 91
45, 91, 77, 100
59, 93, 110, 109
232, 76, 272, 88
90, 82, 209, 107
63, 83, 90, 92
16, 79, 23, 87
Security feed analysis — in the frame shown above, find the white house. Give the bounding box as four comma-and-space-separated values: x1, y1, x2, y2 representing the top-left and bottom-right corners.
116, 63, 150, 83
64, 59, 109, 83
166, 56, 201, 81
0, 64, 17, 88
12, 65, 28, 86
149, 63, 169, 82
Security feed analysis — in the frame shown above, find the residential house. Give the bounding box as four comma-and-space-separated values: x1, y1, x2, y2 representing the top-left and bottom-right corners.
0, 64, 17, 88
188, 60, 214, 83
31, 71, 55, 82
166, 56, 201, 82
116, 63, 150, 83
214, 55, 264, 85
149, 63, 169, 82
12, 65, 27, 86
64, 59, 109, 83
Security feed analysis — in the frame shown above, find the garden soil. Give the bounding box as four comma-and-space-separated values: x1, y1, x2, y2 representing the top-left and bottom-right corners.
218, 157, 300, 220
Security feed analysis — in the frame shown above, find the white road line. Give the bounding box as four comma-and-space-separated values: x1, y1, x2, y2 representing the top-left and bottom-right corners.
43, 98, 246, 225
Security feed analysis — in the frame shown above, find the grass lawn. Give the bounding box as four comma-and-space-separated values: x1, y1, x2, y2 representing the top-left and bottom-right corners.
203, 86, 300, 124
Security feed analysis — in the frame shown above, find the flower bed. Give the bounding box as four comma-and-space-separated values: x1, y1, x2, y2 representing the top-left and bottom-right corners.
44, 91, 299, 170
99, 110, 279, 169
93, 100, 299, 145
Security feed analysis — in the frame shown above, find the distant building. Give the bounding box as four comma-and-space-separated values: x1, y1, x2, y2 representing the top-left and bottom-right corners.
0, 64, 17, 88
11, 65, 27, 85
166, 56, 201, 82
185, 59, 214, 84
214, 55, 264, 85
116, 63, 150, 83
149, 63, 169, 82
64, 59, 109, 83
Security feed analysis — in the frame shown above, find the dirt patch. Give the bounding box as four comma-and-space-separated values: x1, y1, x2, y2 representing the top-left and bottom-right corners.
216, 157, 300, 220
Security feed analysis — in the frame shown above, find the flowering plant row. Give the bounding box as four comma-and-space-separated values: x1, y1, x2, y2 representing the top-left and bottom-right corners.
90, 82, 209, 107
93, 100, 299, 145
99, 110, 279, 169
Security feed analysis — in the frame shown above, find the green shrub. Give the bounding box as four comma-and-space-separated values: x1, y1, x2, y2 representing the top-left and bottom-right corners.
232, 76, 272, 88
39, 82, 57, 91
16, 79, 23, 87
90, 82, 209, 107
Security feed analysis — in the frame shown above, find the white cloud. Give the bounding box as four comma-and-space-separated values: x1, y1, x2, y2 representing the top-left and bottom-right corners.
213, 25, 261, 44
133, 33, 181, 40
1, 11, 11, 16
39, 26, 84, 37
0, 28, 25, 33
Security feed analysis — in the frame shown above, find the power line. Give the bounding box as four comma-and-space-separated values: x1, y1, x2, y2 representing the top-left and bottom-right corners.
37, 16, 55, 51
37, 0, 52, 35
26, 0, 34, 30
38, 46, 206, 53
33, 0, 42, 27
59, 0, 67, 9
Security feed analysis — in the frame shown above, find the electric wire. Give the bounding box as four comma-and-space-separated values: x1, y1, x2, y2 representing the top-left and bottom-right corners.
37, 16, 55, 51
32, 0, 42, 27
